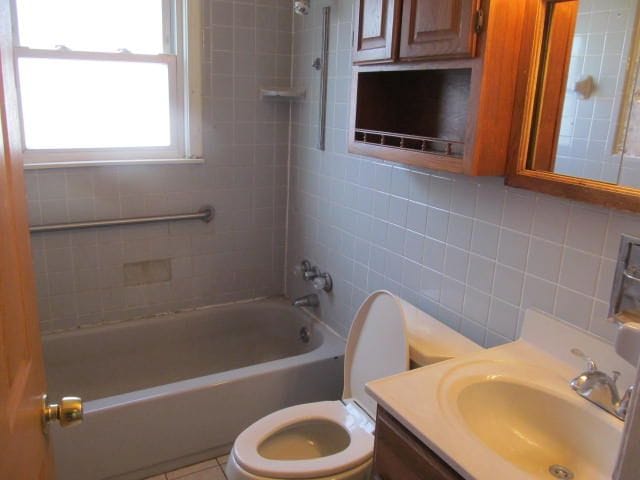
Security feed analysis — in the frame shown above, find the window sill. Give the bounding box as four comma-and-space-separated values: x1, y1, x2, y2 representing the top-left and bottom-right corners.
23, 157, 205, 170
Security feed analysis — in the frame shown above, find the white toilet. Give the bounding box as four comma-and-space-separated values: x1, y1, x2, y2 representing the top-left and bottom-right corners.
225, 291, 480, 480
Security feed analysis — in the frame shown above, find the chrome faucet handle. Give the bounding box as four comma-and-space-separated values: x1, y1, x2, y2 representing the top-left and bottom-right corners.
612, 370, 621, 385
571, 348, 598, 371
294, 260, 320, 281
305, 266, 321, 281
312, 272, 333, 292
617, 385, 635, 419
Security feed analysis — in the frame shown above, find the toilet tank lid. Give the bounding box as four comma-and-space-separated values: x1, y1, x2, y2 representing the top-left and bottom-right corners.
401, 301, 483, 366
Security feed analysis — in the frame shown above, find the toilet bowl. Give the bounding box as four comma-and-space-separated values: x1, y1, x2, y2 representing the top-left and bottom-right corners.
226, 291, 481, 480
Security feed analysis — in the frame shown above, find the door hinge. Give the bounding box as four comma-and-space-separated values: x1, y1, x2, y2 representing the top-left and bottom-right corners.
475, 8, 485, 34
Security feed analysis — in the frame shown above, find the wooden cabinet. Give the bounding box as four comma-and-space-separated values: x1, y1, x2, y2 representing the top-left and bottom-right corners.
349, 0, 528, 175
373, 407, 463, 480
354, 0, 481, 64
399, 0, 481, 61
353, 0, 401, 64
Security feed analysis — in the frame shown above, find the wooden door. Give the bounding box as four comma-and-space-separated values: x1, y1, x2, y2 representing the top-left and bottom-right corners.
399, 0, 481, 60
0, 2, 54, 479
353, 0, 402, 64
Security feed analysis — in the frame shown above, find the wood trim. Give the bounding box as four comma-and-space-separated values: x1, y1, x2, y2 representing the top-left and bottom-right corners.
507, 0, 640, 213
464, 0, 527, 175
508, 170, 640, 211
528, 0, 577, 171
349, 141, 464, 173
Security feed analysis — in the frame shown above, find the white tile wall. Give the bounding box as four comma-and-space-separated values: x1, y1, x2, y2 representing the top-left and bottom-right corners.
27, 0, 292, 333
24, 0, 640, 347
285, 0, 640, 347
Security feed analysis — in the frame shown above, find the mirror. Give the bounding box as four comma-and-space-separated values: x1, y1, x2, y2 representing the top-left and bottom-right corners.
508, 0, 640, 211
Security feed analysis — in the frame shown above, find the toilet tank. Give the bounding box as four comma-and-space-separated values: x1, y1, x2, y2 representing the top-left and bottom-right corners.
395, 298, 483, 367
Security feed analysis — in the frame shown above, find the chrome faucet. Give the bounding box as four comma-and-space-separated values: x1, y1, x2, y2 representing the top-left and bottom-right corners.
292, 294, 319, 308
569, 348, 634, 421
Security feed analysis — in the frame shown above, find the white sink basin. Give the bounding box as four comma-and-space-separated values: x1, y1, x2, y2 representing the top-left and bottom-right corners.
439, 361, 622, 479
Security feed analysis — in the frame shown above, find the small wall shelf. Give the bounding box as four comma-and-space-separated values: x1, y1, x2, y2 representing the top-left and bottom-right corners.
259, 87, 306, 100
354, 128, 464, 158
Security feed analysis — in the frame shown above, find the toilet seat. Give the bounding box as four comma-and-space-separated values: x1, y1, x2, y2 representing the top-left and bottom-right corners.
229, 291, 411, 480
233, 400, 374, 479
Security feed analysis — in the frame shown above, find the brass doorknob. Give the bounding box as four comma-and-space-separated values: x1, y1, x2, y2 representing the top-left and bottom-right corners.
42, 394, 83, 431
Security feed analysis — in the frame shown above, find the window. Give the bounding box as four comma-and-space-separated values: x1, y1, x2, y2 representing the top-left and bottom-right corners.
12, 0, 202, 167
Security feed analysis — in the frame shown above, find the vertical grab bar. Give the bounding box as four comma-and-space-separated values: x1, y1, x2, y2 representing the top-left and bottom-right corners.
317, 6, 330, 151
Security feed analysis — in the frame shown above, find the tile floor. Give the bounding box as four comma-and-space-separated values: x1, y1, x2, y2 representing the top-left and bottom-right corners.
145, 454, 229, 480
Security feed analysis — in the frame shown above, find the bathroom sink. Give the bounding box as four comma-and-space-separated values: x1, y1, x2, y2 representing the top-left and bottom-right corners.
439, 361, 621, 479
367, 309, 632, 480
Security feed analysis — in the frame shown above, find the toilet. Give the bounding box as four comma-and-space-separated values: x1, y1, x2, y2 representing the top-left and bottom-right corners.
225, 291, 481, 480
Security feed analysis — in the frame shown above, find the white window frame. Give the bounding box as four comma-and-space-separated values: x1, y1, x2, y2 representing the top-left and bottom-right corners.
11, 0, 202, 169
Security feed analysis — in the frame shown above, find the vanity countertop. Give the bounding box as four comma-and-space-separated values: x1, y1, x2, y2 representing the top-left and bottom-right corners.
366, 309, 634, 480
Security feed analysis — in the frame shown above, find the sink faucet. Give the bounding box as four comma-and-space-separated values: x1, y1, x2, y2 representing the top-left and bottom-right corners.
569, 348, 634, 421
292, 294, 319, 308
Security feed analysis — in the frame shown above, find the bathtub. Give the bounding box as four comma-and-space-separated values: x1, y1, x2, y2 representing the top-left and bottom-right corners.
43, 298, 345, 480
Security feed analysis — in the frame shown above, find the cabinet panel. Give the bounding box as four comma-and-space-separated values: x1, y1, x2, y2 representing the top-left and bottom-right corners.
399, 0, 480, 60
353, 0, 401, 64
373, 407, 463, 480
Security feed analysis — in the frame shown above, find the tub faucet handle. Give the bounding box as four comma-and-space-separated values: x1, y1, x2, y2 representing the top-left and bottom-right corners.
312, 272, 333, 292
305, 266, 321, 281
294, 260, 314, 280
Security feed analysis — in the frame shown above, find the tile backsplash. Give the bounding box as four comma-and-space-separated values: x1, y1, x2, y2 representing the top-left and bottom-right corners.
284, 0, 640, 346
26, 0, 292, 333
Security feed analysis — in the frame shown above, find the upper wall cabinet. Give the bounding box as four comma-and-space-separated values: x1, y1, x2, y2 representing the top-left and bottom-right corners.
353, 0, 402, 64
399, 0, 481, 61
353, 0, 481, 65
349, 0, 528, 176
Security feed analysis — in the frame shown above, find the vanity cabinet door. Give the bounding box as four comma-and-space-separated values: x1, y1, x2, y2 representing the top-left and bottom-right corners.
373, 407, 463, 480
399, 0, 481, 60
353, 0, 401, 64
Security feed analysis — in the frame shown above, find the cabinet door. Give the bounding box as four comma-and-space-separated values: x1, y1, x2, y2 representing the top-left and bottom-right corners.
353, 0, 401, 64
373, 407, 464, 480
399, 0, 481, 60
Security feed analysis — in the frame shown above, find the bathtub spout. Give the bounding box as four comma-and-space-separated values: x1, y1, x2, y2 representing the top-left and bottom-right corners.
292, 294, 319, 308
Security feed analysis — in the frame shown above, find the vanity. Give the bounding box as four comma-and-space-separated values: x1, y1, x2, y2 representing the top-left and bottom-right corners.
366, 310, 637, 480
373, 407, 462, 480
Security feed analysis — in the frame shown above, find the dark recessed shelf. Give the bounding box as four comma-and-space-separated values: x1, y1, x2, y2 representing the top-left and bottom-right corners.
353, 68, 471, 161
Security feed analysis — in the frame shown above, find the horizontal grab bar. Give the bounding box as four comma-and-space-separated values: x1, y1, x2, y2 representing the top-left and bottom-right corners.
29, 206, 214, 234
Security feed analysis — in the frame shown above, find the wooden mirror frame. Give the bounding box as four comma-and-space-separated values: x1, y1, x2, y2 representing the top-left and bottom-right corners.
506, 0, 640, 212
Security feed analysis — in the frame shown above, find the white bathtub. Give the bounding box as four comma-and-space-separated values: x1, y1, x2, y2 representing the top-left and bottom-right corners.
43, 298, 345, 480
